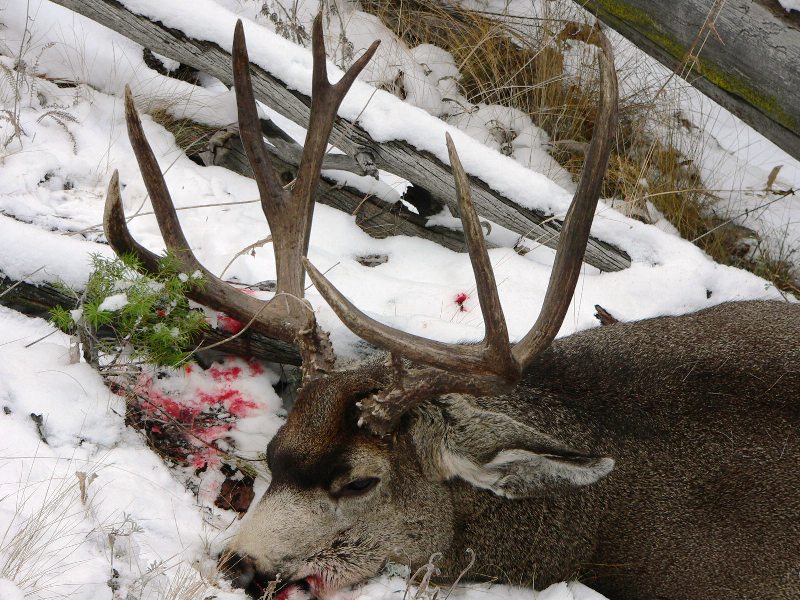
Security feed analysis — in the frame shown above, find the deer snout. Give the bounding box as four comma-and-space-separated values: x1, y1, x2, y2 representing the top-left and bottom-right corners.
219, 549, 288, 598
218, 550, 260, 589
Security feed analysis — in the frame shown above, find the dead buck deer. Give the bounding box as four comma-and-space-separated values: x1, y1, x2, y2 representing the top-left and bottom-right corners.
104, 15, 800, 600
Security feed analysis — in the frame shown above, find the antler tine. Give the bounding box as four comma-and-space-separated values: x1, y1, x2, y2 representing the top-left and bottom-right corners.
292, 14, 378, 291
511, 27, 618, 368
294, 14, 380, 218
122, 86, 198, 269
303, 135, 517, 381
232, 20, 286, 229
445, 133, 516, 376
232, 17, 378, 300
233, 20, 305, 298
104, 169, 162, 273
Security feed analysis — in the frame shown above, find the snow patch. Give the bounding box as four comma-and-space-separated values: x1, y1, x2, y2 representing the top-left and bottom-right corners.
98, 292, 129, 312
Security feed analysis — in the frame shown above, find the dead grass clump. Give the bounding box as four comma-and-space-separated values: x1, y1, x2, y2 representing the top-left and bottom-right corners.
360, 0, 798, 296
361, 1, 595, 138
149, 108, 219, 158
738, 247, 799, 297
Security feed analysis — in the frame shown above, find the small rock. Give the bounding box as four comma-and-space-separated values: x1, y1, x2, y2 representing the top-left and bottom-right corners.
356, 254, 389, 267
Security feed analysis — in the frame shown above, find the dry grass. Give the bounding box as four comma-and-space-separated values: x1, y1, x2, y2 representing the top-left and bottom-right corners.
149, 108, 219, 159
359, 0, 798, 296
0, 472, 84, 593
0, 458, 219, 599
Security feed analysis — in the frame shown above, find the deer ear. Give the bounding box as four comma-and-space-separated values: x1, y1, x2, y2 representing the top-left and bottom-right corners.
438, 447, 615, 499
411, 399, 614, 499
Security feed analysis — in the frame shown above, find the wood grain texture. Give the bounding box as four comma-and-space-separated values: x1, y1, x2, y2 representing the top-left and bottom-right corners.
580, 0, 800, 161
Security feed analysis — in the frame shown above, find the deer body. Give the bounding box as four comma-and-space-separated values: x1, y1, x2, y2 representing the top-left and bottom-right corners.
225, 300, 799, 599
442, 299, 800, 598
105, 15, 799, 599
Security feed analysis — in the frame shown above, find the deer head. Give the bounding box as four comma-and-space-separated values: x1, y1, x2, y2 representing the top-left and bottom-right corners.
105, 15, 618, 599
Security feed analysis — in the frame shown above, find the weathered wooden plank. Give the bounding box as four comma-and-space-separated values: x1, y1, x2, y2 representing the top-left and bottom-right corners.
202, 127, 473, 252
580, 0, 800, 162
49, 0, 631, 272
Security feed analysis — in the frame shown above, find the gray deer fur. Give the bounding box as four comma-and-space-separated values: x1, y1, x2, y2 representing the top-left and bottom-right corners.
223, 299, 800, 599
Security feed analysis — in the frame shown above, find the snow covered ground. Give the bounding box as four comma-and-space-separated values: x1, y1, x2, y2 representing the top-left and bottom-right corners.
0, 307, 233, 599
0, 1, 797, 599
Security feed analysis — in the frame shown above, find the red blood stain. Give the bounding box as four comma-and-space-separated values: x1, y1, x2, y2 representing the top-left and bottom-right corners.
217, 314, 244, 333
191, 450, 222, 469
199, 388, 235, 403
455, 292, 469, 312
138, 382, 188, 420
228, 395, 258, 416
208, 365, 242, 382
133, 357, 266, 472
247, 360, 265, 376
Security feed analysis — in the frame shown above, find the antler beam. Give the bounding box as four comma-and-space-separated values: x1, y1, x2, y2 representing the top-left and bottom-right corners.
104, 16, 377, 379
307, 25, 619, 434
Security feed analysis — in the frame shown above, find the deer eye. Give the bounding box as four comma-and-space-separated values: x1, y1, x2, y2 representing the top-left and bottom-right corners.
337, 477, 380, 497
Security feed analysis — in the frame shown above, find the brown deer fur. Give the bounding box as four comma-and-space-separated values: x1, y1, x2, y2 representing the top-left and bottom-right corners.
224, 300, 799, 599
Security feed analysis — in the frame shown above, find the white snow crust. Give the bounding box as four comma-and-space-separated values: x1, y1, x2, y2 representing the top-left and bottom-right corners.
779, 0, 800, 12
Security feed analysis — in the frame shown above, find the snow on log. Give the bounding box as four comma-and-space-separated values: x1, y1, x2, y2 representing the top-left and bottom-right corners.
48, 0, 631, 273
202, 126, 479, 253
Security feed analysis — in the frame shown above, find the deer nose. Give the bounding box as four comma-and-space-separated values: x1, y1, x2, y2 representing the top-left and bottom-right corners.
218, 551, 257, 589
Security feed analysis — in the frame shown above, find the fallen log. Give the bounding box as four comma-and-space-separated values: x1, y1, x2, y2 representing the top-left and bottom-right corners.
49, 0, 631, 273
201, 124, 474, 253
579, 0, 800, 162
0, 271, 302, 365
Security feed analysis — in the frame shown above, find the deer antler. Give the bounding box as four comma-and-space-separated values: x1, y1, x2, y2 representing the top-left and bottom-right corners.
104, 13, 615, 431
305, 26, 619, 433
104, 16, 378, 380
